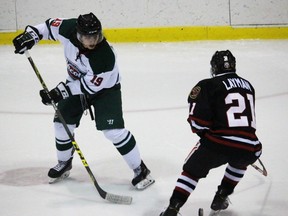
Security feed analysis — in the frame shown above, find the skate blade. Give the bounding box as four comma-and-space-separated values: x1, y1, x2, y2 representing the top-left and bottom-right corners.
49, 171, 70, 184
208, 210, 221, 216
135, 174, 155, 190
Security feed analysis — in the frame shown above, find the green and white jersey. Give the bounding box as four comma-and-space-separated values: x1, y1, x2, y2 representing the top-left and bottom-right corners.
34, 18, 120, 95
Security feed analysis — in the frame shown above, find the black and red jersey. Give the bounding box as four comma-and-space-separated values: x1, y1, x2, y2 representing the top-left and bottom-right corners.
187, 72, 262, 153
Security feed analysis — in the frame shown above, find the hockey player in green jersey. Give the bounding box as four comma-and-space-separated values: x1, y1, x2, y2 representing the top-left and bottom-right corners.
13, 12, 154, 190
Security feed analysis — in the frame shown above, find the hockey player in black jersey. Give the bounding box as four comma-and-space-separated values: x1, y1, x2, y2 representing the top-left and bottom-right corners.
13, 12, 154, 189
160, 50, 262, 216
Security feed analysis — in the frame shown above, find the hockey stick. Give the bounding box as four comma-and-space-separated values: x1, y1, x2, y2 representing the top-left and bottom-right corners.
251, 158, 268, 177
24, 50, 132, 205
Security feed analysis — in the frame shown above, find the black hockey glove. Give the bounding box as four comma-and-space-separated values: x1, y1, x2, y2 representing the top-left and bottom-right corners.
13, 25, 42, 54
39, 82, 71, 105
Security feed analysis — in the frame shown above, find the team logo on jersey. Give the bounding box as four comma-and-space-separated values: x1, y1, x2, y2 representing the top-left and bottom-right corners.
189, 86, 201, 99
66, 59, 85, 80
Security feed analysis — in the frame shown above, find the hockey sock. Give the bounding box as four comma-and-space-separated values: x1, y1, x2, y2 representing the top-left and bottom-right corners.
103, 129, 141, 170
54, 122, 76, 161
171, 171, 199, 205
220, 164, 246, 194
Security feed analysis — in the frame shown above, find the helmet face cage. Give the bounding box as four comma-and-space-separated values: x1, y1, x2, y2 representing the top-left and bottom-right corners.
210, 50, 236, 77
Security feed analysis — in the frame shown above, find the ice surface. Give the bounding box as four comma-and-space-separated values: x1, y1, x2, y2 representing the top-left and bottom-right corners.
0, 40, 288, 216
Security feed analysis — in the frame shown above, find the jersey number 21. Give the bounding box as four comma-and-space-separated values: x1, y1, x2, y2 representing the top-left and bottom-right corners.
225, 93, 256, 129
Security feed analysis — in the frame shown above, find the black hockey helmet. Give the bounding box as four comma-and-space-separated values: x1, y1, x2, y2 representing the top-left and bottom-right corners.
210, 50, 236, 77
76, 12, 102, 35
76, 13, 103, 49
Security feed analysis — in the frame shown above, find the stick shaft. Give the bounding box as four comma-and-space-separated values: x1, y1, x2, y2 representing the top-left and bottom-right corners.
251, 158, 268, 177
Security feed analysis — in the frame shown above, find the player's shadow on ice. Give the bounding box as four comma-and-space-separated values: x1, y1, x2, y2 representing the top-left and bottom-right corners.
0, 167, 88, 186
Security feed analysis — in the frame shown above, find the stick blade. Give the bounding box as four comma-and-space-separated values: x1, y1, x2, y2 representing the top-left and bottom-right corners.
105, 193, 133, 205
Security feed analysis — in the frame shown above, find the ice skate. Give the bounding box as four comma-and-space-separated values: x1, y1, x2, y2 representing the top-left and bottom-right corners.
209, 186, 230, 215
208, 210, 221, 216
159, 199, 182, 216
132, 160, 155, 190
48, 158, 73, 184
159, 207, 179, 216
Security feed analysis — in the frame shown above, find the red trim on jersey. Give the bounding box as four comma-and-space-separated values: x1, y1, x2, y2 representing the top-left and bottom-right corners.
211, 129, 257, 139
187, 116, 212, 127
205, 133, 261, 152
